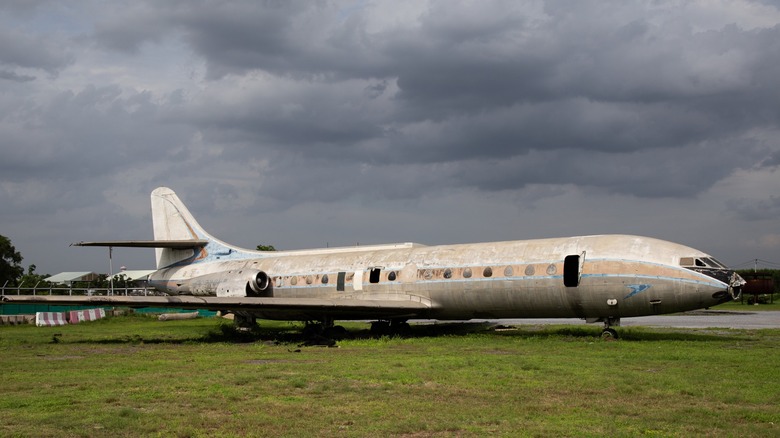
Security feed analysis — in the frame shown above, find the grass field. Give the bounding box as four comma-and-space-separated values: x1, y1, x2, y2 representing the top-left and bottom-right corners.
718, 299, 779, 311
1, 315, 778, 437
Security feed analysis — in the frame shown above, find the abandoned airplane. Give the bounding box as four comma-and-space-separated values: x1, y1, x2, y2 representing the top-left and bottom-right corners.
1, 187, 746, 338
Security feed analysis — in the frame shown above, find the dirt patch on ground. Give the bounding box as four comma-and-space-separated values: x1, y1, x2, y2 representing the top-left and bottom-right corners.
39, 355, 85, 360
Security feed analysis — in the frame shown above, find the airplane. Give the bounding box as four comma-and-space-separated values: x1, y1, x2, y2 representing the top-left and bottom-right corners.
1, 187, 746, 339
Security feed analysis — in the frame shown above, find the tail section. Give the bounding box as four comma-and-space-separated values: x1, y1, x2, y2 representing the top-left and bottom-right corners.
151, 187, 252, 269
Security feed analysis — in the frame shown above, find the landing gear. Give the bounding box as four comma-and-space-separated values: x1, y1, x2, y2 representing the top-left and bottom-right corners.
601, 317, 620, 340
302, 317, 349, 345
233, 312, 257, 330
601, 328, 618, 340
370, 320, 391, 336
370, 319, 411, 337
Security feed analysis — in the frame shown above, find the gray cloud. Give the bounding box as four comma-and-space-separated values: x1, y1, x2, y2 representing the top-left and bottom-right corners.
727, 194, 780, 221
2, 1, 780, 272
110, 1, 777, 200
0, 27, 73, 74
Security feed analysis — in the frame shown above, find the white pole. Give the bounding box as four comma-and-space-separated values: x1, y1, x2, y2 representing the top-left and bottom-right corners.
109, 247, 114, 296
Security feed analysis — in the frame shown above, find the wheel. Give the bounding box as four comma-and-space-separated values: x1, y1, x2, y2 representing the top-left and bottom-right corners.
390, 321, 411, 336
370, 320, 391, 336
601, 328, 618, 340
302, 323, 324, 338
324, 325, 349, 340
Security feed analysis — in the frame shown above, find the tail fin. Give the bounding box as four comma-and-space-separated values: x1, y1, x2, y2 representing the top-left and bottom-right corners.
151, 187, 248, 269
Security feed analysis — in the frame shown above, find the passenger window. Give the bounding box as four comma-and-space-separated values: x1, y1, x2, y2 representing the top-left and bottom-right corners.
337, 272, 345, 291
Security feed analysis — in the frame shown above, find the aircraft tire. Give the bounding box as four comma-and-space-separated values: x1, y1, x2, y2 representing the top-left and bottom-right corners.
601, 328, 619, 340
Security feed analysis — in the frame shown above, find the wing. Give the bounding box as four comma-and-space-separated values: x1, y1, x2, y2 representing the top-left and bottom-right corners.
0, 295, 432, 321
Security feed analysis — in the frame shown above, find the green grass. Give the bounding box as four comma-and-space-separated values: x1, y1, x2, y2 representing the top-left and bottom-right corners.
1, 315, 778, 437
716, 298, 779, 311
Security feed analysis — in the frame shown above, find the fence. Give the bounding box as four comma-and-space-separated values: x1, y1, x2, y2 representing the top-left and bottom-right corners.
0, 284, 157, 297
0, 285, 216, 318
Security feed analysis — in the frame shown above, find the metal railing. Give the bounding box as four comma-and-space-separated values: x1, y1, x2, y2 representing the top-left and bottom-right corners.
0, 281, 157, 297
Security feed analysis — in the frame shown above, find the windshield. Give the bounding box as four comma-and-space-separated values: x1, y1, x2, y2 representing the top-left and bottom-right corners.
679, 257, 728, 269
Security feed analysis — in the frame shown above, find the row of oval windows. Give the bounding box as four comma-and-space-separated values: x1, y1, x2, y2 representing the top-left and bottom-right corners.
279, 263, 559, 286
422, 264, 557, 279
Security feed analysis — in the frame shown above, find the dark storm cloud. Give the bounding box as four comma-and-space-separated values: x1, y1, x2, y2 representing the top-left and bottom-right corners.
758, 150, 780, 168
0, 84, 191, 213
727, 194, 780, 221
4, 1, 780, 272
84, 0, 777, 201
173, 80, 384, 149
0, 70, 35, 82
92, 8, 168, 54
0, 27, 73, 75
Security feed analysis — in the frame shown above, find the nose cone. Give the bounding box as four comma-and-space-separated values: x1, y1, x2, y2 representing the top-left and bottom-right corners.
727, 271, 747, 300
708, 271, 746, 304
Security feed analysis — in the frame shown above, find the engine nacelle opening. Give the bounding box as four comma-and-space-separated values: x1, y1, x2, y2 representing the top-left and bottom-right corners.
197, 269, 274, 297
247, 271, 271, 296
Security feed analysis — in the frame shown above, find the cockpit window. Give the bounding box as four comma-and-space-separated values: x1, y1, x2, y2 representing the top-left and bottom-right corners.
702, 257, 727, 269
680, 257, 727, 269
680, 257, 694, 266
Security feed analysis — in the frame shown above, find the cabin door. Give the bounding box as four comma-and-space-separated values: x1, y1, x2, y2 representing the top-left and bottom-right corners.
563, 252, 585, 287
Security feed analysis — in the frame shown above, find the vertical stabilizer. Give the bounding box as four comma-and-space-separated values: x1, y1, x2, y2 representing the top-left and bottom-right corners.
151, 187, 259, 269
152, 187, 248, 269
151, 187, 205, 268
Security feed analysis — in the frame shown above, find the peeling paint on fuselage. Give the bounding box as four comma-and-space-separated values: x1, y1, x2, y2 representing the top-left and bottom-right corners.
148, 234, 732, 321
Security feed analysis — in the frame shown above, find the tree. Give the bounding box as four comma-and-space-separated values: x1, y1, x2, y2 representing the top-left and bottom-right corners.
256, 244, 277, 251
17, 264, 51, 289
0, 234, 24, 286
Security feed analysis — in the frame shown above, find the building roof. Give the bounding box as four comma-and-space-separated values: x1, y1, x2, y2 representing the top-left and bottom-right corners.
45, 272, 99, 283
113, 270, 156, 281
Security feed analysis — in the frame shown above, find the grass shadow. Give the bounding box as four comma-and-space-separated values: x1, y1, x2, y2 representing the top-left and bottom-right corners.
485, 324, 751, 342
58, 316, 753, 346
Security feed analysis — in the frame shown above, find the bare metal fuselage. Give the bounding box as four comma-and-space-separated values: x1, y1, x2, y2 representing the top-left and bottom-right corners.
2, 188, 740, 328
149, 234, 734, 322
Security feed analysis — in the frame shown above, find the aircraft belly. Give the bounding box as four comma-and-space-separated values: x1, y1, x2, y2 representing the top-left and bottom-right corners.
426, 278, 576, 320
423, 272, 728, 321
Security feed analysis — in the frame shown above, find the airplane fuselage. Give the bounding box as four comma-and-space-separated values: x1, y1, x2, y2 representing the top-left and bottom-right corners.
3, 188, 742, 335
149, 234, 735, 322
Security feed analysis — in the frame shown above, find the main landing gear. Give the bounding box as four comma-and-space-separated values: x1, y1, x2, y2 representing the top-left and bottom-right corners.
233, 312, 258, 330
370, 319, 411, 336
302, 317, 349, 345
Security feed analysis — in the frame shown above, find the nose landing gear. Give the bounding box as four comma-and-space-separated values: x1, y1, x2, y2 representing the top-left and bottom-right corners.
601, 317, 620, 340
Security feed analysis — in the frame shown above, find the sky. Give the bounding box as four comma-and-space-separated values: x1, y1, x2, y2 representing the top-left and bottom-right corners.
1, 0, 780, 276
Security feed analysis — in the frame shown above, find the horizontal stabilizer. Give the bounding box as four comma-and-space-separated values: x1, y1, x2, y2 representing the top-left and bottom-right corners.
71, 240, 208, 249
